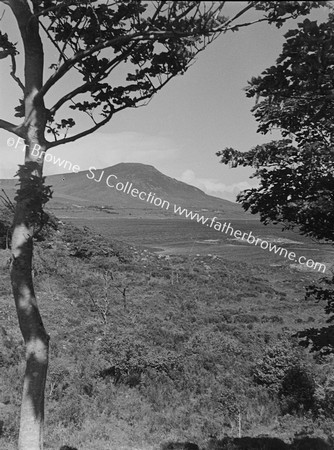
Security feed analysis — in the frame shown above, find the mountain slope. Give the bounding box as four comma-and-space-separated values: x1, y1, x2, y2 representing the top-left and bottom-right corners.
0, 162, 246, 218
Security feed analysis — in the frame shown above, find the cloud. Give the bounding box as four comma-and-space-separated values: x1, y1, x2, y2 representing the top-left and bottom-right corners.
180, 169, 258, 202
0, 131, 178, 178
0, 132, 257, 203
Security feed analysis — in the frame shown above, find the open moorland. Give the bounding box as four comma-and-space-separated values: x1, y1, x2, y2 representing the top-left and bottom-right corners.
60, 216, 334, 272
1, 165, 334, 449
2, 162, 332, 269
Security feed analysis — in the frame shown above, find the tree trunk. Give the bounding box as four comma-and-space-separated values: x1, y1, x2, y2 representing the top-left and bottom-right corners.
11, 230, 49, 449
11, 152, 49, 450
6, 2, 49, 447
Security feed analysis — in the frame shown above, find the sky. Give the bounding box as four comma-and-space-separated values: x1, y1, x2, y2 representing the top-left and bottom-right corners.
0, 2, 330, 202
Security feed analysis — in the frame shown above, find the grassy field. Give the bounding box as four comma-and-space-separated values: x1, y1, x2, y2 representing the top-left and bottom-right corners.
0, 214, 334, 449
62, 216, 334, 272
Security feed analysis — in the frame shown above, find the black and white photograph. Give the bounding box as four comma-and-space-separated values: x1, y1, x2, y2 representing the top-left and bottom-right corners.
0, 1, 333, 449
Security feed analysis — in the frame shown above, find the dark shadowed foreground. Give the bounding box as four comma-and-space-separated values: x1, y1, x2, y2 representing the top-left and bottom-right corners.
162, 436, 334, 450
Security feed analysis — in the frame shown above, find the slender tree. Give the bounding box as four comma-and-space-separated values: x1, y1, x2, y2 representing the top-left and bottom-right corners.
0, 1, 326, 448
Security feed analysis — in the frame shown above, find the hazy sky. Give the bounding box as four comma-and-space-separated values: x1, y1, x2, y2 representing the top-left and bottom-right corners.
0, 2, 330, 201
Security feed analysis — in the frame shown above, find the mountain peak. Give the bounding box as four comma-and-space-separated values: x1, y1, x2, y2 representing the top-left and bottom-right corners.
112, 162, 156, 169
0, 162, 245, 218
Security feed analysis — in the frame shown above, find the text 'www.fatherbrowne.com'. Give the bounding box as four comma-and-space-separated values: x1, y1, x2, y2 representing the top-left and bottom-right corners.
88, 167, 326, 273
173, 205, 326, 273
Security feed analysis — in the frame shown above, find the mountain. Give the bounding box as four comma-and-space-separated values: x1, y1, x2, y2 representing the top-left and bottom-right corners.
0, 162, 247, 218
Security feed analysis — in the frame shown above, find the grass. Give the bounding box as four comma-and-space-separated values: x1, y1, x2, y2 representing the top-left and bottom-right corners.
0, 217, 333, 450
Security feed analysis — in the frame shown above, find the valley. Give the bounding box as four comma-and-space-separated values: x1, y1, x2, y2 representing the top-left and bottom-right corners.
59, 216, 333, 273
1, 163, 334, 449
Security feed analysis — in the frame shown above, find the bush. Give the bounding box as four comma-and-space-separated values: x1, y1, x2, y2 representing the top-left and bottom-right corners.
252, 341, 300, 395
279, 365, 315, 415
99, 330, 180, 387
61, 224, 128, 261
52, 387, 86, 427
0, 207, 12, 250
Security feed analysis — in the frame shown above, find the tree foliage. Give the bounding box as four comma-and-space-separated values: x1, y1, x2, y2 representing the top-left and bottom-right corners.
4, 0, 228, 144
217, 11, 334, 357
1, 1, 325, 146
217, 12, 334, 241
296, 275, 334, 355
246, 15, 334, 145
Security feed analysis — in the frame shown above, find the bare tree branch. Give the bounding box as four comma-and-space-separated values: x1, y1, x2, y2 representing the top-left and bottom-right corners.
224, 17, 272, 31
224, 14, 303, 32
49, 82, 103, 116
48, 70, 173, 148
0, 188, 15, 212
48, 41, 137, 116
37, 1, 298, 102
37, 25, 224, 101
37, 33, 141, 99
38, 18, 68, 67
150, 1, 165, 23
10, 53, 24, 91
223, 1, 259, 29
0, 118, 24, 136
32, 2, 75, 18
47, 110, 114, 148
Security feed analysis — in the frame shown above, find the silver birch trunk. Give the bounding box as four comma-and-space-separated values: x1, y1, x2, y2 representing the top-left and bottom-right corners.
8, 1, 49, 448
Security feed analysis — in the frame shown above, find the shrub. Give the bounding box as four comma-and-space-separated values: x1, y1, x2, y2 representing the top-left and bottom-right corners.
100, 330, 180, 387
53, 387, 86, 426
61, 224, 129, 261
252, 341, 299, 394
0, 206, 12, 250
279, 365, 315, 415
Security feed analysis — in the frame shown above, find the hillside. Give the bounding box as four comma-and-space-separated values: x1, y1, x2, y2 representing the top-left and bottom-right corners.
0, 163, 246, 218
1, 166, 333, 450
0, 215, 333, 449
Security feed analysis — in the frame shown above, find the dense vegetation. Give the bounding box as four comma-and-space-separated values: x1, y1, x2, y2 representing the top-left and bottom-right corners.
0, 207, 333, 450
217, 13, 334, 364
